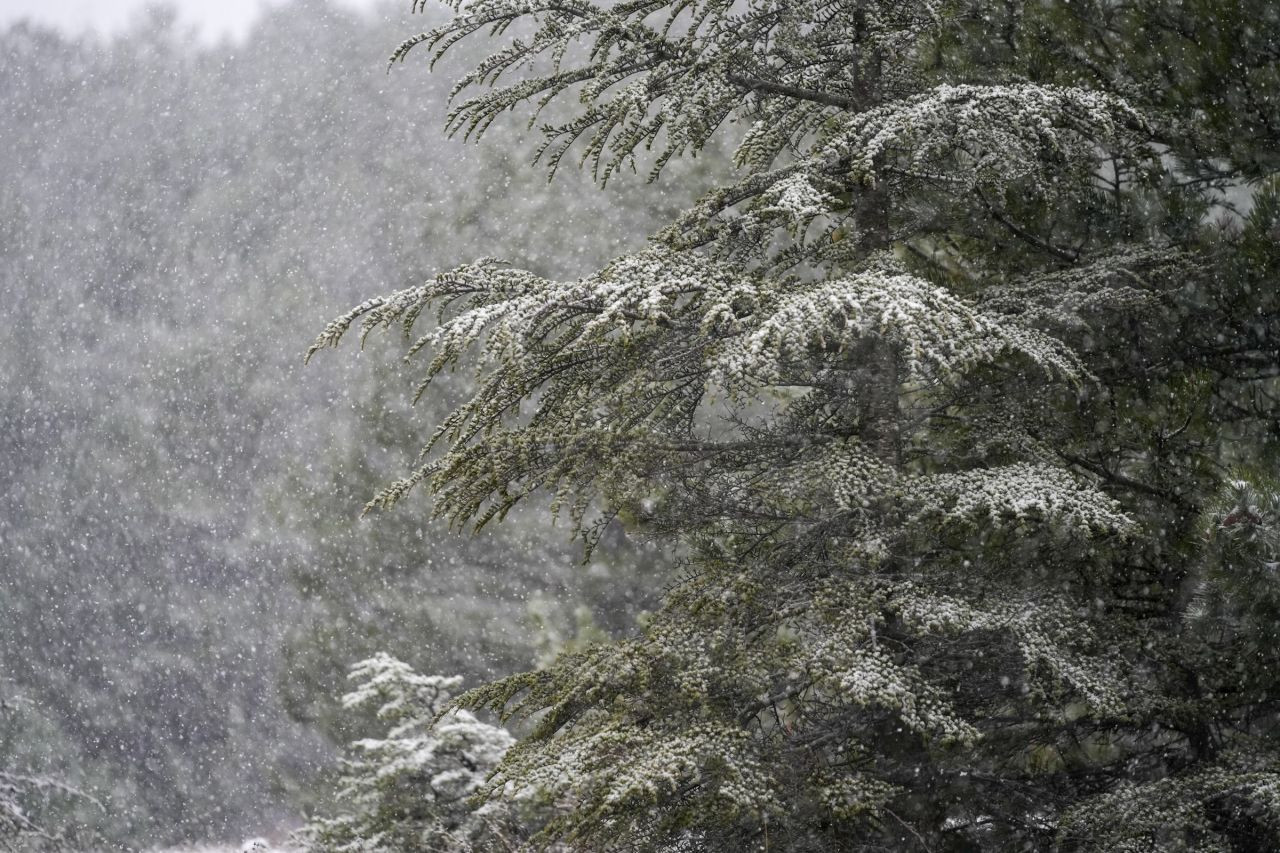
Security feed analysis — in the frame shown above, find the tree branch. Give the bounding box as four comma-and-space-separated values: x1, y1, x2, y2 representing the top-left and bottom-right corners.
726, 72, 861, 111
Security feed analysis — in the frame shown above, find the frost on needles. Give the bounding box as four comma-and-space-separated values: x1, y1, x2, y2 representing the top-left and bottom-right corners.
304, 0, 1280, 850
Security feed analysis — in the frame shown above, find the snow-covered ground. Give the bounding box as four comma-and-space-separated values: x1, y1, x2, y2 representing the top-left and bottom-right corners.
154, 840, 298, 853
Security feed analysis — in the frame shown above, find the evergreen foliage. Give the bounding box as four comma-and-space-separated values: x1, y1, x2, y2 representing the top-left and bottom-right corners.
299, 655, 519, 852
306, 0, 1280, 849
0, 4, 692, 845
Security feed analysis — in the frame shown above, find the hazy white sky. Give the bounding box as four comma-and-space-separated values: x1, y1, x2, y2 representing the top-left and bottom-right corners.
0, 0, 374, 40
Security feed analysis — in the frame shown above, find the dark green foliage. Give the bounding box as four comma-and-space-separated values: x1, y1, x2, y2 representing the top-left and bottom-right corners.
310, 0, 1280, 850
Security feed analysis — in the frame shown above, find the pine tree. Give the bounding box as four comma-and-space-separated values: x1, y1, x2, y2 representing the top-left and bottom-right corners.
298, 654, 520, 852
308, 0, 1280, 849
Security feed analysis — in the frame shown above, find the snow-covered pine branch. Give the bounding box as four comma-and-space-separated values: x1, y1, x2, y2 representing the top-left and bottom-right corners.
305, 0, 1280, 849
298, 655, 517, 853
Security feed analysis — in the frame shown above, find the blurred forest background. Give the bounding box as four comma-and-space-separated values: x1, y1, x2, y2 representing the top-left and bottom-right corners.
0, 3, 713, 846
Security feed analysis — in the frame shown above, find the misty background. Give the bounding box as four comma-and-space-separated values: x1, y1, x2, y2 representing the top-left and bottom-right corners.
0, 2, 715, 846
0, 0, 340, 43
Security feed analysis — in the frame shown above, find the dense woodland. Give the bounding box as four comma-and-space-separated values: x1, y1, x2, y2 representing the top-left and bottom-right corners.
0, 4, 694, 847
4, 0, 1280, 851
